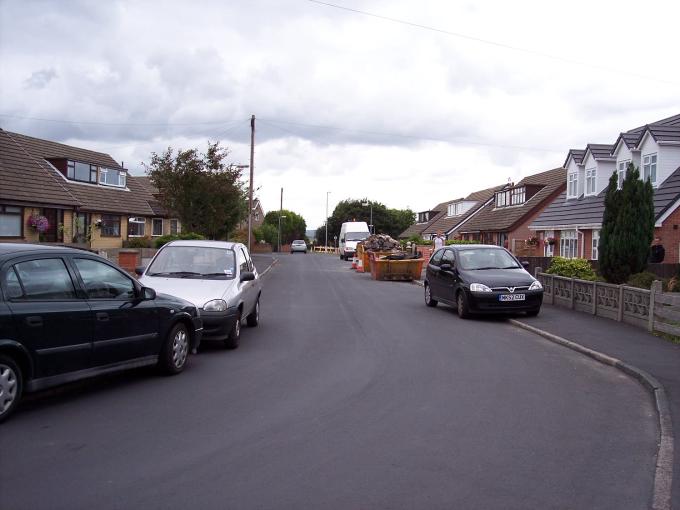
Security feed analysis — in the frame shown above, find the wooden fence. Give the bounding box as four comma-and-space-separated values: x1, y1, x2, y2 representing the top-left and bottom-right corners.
536, 271, 680, 336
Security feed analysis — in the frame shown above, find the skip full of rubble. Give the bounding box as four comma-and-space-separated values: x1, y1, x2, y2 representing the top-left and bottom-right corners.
360, 234, 401, 252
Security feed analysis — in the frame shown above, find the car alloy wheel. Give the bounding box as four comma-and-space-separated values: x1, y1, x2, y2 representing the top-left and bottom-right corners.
172, 328, 189, 369
0, 357, 21, 421
424, 284, 437, 307
247, 299, 260, 327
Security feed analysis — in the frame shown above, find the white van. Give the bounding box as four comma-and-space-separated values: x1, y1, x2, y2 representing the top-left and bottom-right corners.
339, 221, 370, 260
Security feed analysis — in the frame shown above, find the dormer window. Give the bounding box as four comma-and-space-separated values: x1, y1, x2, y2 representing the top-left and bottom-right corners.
495, 186, 527, 208
567, 173, 578, 198
67, 161, 98, 183
617, 160, 629, 190
447, 201, 475, 217
99, 167, 127, 187
585, 168, 597, 196
643, 153, 657, 186
417, 212, 429, 223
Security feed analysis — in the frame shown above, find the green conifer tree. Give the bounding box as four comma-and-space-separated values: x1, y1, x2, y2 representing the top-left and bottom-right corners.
598, 170, 621, 282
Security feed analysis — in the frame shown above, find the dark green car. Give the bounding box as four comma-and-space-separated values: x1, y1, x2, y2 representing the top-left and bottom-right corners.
0, 244, 202, 423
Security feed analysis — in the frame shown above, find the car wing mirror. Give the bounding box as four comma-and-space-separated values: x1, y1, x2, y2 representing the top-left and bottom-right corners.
141, 286, 156, 300
135, 266, 146, 276
440, 262, 452, 271
240, 271, 255, 282
521, 261, 530, 268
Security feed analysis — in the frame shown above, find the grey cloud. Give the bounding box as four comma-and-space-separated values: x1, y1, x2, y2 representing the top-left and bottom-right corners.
23, 68, 58, 89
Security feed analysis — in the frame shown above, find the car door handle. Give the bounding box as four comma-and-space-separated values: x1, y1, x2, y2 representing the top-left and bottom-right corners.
25, 316, 43, 327
96, 312, 110, 322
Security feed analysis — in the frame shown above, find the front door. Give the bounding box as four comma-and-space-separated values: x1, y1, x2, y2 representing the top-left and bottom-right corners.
71, 257, 159, 366
5, 257, 92, 378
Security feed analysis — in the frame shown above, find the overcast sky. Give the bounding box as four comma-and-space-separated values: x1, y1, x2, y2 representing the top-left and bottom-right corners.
1, 0, 679, 229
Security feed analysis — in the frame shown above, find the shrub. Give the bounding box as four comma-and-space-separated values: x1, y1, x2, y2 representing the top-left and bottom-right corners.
154, 232, 205, 249
408, 235, 431, 245
445, 239, 479, 245
545, 257, 598, 280
124, 236, 152, 248
626, 272, 658, 290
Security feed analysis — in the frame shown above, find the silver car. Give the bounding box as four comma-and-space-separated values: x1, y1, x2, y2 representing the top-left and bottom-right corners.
290, 240, 307, 254
137, 240, 261, 349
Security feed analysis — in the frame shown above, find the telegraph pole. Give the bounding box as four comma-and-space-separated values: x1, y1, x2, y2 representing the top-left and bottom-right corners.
247, 114, 255, 252
278, 187, 283, 251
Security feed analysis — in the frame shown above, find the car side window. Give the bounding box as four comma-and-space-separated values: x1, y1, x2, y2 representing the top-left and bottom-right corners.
441, 250, 455, 266
237, 248, 249, 273
12, 258, 78, 300
430, 249, 444, 266
74, 258, 136, 300
5, 267, 24, 299
242, 247, 254, 271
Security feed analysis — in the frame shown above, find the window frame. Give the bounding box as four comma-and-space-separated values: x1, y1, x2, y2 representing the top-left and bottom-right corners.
591, 230, 600, 261
99, 167, 127, 187
559, 230, 579, 259
100, 215, 121, 238
510, 187, 526, 205
72, 257, 137, 300
152, 218, 164, 237
127, 217, 146, 238
8, 257, 79, 301
0, 204, 23, 239
169, 219, 179, 235
585, 168, 597, 196
643, 153, 658, 186
617, 160, 630, 190
567, 173, 578, 198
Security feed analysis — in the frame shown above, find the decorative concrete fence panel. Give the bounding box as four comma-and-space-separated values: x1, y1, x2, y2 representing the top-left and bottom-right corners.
536, 271, 651, 330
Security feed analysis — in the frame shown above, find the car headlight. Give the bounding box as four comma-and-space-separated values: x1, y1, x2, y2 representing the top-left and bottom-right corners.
470, 283, 492, 292
203, 299, 227, 312
529, 280, 543, 291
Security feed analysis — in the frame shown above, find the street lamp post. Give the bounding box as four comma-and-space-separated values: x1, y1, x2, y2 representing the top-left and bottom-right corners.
362, 200, 373, 234
278, 214, 287, 252
325, 191, 331, 249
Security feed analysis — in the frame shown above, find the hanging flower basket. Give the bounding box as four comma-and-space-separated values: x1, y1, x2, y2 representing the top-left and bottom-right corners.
526, 236, 539, 246
94, 219, 103, 229
28, 215, 50, 233
544, 237, 555, 246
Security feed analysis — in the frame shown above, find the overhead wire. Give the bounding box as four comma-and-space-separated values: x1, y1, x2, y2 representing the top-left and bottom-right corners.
306, 0, 680, 87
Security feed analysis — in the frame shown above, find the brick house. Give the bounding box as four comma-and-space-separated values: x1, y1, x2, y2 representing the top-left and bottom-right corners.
0, 129, 181, 250
398, 206, 443, 239
530, 113, 680, 262
456, 167, 567, 254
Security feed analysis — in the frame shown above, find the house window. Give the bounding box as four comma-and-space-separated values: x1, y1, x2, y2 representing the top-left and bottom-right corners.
101, 215, 121, 237
99, 168, 127, 187
152, 218, 163, 236
585, 168, 597, 196
495, 191, 509, 208
543, 230, 555, 257
254, 212, 260, 222
511, 187, 526, 205
617, 160, 630, 189
643, 154, 657, 186
567, 173, 578, 198
591, 230, 600, 261
170, 219, 179, 235
560, 230, 578, 259
0, 205, 22, 238
67, 161, 98, 183
127, 217, 146, 237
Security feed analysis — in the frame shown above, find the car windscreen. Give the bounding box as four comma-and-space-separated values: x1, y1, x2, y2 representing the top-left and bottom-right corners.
456, 248, 521, 270
346, 232, 369, 241
292, 240, 306, 245
146, 246, 236, 279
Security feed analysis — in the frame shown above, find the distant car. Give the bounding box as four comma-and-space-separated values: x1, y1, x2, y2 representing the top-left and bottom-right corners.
424, 245, 543, 318
0, 244, 202, 423
138, 240, 261, 349
290, 240, 307, 254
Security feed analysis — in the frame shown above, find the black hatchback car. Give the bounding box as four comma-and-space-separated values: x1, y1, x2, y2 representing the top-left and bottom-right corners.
424, 244, 543, 318
0, 244, 202, 422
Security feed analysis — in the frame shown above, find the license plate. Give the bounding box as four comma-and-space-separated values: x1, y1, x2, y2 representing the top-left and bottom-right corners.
499, 294, 525, 302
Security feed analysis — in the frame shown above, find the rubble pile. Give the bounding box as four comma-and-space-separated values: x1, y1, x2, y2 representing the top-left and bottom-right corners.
361, 234, 401, 251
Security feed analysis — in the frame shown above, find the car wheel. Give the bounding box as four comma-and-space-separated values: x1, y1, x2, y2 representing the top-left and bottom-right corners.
224, 310, 242, 349
424, 283, 438, 307
339, 253, 344, 260
456, 291, 471, 319
159, 323, 190, 375
0, 354, 23, 423
526, 309, 540, 317
246, 298, 260, 327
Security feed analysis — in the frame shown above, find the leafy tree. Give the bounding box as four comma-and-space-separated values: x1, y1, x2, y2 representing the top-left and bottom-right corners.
254, 224, 278, 245
599, 164, 655, 283
262, 209, 306, 247
145, 142, 247, 240
322, 198, 415, 241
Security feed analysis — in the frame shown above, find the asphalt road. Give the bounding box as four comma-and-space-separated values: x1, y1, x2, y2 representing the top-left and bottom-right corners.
0, 253, 659, 509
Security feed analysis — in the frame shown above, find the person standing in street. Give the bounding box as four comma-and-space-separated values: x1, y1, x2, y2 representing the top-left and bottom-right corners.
433, 231, 445, 251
